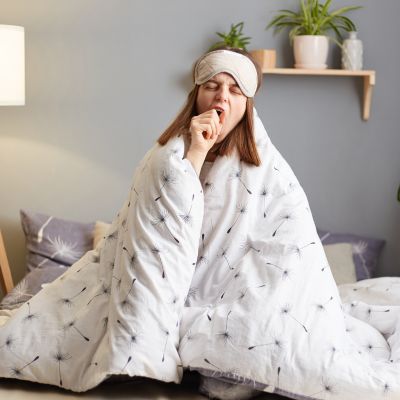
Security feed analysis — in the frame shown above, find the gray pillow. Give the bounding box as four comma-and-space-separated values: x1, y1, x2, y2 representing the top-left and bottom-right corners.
0, 266, 68, 310
20, 209, 95, 272
317, 228, 385, 280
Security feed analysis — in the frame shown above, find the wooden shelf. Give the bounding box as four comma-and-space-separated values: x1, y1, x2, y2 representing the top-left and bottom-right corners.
262, 68, 376, 121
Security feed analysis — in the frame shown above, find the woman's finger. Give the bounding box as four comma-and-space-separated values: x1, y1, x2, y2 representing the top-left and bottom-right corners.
198, 124, 212, 139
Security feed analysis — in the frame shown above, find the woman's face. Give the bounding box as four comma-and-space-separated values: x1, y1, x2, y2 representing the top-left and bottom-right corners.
195, 72, 247, 143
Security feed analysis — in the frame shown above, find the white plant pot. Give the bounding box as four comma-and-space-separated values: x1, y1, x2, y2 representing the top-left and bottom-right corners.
293, 35, 329, 69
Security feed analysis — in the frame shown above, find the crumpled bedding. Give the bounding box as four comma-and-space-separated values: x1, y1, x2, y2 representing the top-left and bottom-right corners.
0, 107, 399, 399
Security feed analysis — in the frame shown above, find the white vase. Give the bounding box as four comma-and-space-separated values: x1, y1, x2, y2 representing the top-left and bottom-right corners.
293, 35, 329, 69
341, 31, 363, 70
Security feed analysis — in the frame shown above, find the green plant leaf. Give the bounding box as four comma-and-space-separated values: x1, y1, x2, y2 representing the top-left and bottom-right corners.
397, 185, 400, 202
266, 0, 361, 41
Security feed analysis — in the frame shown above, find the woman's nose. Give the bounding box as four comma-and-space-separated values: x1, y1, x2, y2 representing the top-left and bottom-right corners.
216, 85, 229, 101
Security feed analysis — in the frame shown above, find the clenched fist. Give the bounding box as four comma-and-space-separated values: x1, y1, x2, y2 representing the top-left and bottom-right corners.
189, 109, 225, 155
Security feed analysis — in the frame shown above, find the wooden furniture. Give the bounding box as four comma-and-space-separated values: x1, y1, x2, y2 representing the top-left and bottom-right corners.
0, 230, 14, 295
262, 68, 376, 121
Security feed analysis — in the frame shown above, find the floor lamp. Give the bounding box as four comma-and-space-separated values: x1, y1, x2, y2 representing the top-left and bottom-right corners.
0, 24, 25, 294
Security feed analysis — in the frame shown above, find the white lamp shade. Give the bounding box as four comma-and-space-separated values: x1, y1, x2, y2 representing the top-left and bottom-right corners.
0, 25, 25, 105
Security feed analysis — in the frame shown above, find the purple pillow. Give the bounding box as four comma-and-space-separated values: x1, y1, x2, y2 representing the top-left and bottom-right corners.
317, 228, 385, 280
0, 266, 68, 310
20, 209, 95, 272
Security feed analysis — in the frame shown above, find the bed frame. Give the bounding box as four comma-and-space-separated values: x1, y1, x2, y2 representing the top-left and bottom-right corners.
0, 230, 14, 295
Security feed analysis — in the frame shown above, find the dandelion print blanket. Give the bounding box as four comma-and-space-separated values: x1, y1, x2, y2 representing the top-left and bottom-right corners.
1, 107, 400, 399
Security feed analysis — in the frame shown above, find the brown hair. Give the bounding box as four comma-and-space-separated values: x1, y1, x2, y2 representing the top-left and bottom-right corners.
157, 45, 263, 166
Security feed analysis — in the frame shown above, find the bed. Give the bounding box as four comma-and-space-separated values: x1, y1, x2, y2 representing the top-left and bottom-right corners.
0, 209, 389, 399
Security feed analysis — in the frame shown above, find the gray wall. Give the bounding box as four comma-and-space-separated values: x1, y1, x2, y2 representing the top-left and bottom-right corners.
1, 0, 399, 299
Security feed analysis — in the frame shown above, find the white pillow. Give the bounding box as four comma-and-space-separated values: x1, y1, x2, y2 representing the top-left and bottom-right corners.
93, 221, 112, 249
323, 243, 357, 285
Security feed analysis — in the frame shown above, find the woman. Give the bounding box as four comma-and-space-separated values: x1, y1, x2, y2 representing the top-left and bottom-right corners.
159, 46, 265, 399
158, 45, 262, 174
1, 47, 399, 400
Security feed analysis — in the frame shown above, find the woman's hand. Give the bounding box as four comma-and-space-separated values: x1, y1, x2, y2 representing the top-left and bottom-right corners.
189, 109, 225, 155
185, 109, 225, 176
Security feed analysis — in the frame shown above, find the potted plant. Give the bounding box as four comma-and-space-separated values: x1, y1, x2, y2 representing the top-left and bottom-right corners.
266, 0, 362, 69
209, 21, 276, 70
208, 22, 251, 51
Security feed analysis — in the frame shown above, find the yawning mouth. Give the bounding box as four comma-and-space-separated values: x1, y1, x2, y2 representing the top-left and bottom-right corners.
213, 106, 225, 116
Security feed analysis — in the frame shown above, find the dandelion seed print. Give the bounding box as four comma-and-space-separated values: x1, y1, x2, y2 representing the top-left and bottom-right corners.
364, 343, 387, 353
63, 319, 90, 342
227, 203, 247, 234
196, 253, 208, 268
87, 283, 111, 305
0, 334, 26, 362
161, 329, 170, 362
277, 366, 281, 388
0, 334, 15, 351
52, 347, 72, 386
38, 236, 81, 267
206, 306, 213, 321
204, 358, 223, 372
23, 302, 39, 323
265, 261, 292, 281
204, 181, 215, 192
10, 355, 39, 377
229, 167, 252, 194
366, 307, 390, 320
272, 213, 293, 237
248, 337, 283, 351
181, 329, 198, 346
106, 229, 118, 242
35, 215, 53, 243
353, 241, 370, 278
119, 355, 133, 373
58, 286, 87, 307
289, 241, 316, 258
185, 286, 197, 305
308, 377, 338, 398
151, 245, 166, 278
235, 284, 266, 302
217, 266, 245, 301
112, 275, 122, 290
154, 169, 177, 201
315, 296, 334, 312
4, 278, 33, 305
117, 319, 142, 348
383, 382, 391, 395
260, 185, 272, 217
240, 238, 261, 254
120, 277, 137, 310
280, 304, 308, 333
122, 246, 139, 269
216, 310, 234, 346
179, 193, 195, 225
219, 247, 233, 270
128, 185, 141, 208
151, 208, 180, 244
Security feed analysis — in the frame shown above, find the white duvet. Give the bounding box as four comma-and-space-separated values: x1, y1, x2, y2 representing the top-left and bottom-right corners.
0, 107, 399, 399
